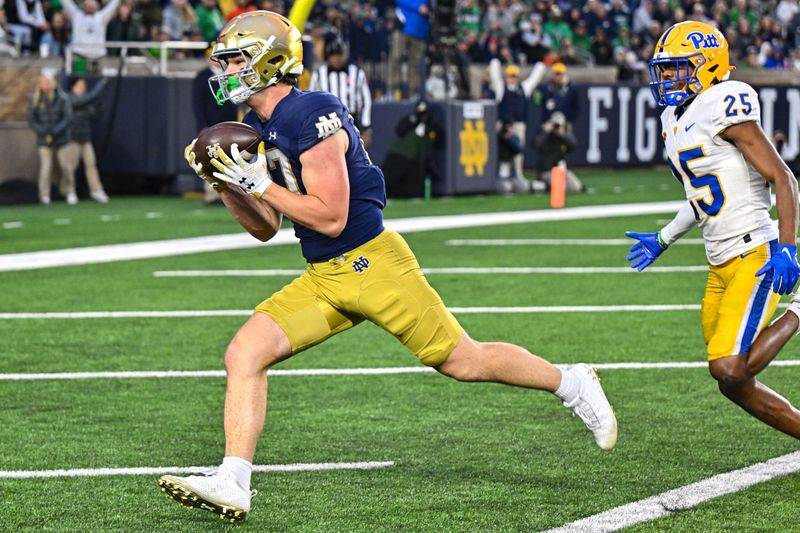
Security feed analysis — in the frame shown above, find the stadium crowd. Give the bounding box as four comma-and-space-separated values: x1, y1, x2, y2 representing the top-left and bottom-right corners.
3, 0, 800, 86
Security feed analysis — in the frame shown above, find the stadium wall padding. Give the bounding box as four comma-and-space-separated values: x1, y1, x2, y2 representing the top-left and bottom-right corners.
84, 78, 800, 183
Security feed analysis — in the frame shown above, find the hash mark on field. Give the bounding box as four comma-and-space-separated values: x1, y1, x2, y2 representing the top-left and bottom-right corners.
541, 451, 800, 533
153, 266, 708, 277
446, 238, 705, 246
2, 221, 23, 229
99, 214, 121, 222
3, 361, 800, 381
53, 218, 72, 226
145, 212, 163, 219
0, 461, 395, 479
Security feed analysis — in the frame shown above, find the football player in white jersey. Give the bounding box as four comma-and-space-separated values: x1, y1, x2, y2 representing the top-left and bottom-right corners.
626, 21, 800, 439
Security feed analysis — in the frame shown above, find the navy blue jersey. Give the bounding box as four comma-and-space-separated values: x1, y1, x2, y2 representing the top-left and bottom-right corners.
243, 88, 386, 262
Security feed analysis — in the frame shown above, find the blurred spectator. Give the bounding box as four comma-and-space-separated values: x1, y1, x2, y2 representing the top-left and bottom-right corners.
67, 77, 110, 203
106, 0, 146, 53
162, 0, 198, 42
490, 58, 546, 193
591, 28, 614, 65
559, 38, 586, 66
496, 120, 530, 194
456, 0, 480, 39
40, 10, 71, 57
310, 39, 372, 145
61, 0, 122, 67
632, 0, 653, 35
777, 1, 799, 26
6, 0, 47, 53
382, 100, 442, 198
510, 17, 551, 64
27, 71, 76, 205
192, 49, 238, 204
726, 0, 759, 28
395, 0, 430, 98
425, 63, 459, 101
543, 5, 572, 48
0, 7, 21, 57
195, 0, 224, 42
533, 111, 584, 193
608, 0, 631, 35
226, 0, 255, 22
534, 62, 578, 125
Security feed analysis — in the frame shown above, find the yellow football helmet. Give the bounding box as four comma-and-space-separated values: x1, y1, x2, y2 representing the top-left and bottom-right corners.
648, 21, 731, 107
208, 10, 304, 105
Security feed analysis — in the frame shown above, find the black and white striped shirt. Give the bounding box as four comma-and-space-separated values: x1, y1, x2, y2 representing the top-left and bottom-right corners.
310, 64, 372, 130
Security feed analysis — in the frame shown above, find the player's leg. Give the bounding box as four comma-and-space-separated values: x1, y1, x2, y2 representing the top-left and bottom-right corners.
56, 143, 77, 203
81, 142, 108, 202
511, 121, 530, 192
355, 230, 616, 449
709, 355, 800, 438
705, 243, 800, 438
159, 272, 360, 520
37, 146, 53, 203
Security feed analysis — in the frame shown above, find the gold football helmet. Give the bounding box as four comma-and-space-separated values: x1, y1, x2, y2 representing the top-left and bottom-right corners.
648, 21, 731, 106
208, 10, 304, 105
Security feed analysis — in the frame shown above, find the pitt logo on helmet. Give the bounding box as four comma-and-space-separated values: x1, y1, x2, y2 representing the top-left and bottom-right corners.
648, 21, 732, 107
686, 31, 721, 50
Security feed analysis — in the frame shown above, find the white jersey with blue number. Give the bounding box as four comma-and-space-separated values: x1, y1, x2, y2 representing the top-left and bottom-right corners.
660, 80, 777, 265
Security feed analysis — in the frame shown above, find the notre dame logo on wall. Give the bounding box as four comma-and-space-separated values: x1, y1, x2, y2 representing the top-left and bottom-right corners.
459, 119, 489, 177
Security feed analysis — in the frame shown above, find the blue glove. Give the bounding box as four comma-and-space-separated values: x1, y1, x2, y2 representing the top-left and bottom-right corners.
625, 231, 667, 272
755, 244, 800, 295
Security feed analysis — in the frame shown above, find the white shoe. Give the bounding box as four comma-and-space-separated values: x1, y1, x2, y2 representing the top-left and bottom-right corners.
497, 179, 514, 194
40, 196, 51, 205
90, 190, 109, 203
512, 176, 531, 193
66, 192, 78, 205
563, 363, 618, 450
158, 468, 256, 522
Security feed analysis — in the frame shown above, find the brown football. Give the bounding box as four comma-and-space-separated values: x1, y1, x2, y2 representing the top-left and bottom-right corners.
192, 121, 261, 174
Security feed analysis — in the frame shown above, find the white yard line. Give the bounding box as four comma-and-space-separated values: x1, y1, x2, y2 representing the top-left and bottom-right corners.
3, 361, 800, 381
0, 305, 710, 319
153, 266, 708, 277
0, 201, 684, 272
0, 461, 395, 479
541, 451, 800, 533
446, 238, 705, 246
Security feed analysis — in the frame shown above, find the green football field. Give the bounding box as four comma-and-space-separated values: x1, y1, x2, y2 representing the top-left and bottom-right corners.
1, 168, 799, 532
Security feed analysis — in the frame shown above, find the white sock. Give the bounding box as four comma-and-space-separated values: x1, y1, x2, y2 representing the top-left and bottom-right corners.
554, 367, 581, 404
221, 456, 253, 490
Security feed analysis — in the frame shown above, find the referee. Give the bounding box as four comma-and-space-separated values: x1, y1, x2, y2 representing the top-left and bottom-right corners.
310, 40, 373, 146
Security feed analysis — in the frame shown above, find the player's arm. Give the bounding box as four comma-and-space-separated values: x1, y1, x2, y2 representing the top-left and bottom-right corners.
722, 120, 800, 294
520, 62, 546, 98
219, 186, 283, 242
488, 58, 505, 102
721, 121, 798, 246
625, 202, 697, 271
260, 129, 350, 237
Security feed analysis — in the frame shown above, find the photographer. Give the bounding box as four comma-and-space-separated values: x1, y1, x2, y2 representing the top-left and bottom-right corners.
382, 100, 443, 198
533, 112, 585, 193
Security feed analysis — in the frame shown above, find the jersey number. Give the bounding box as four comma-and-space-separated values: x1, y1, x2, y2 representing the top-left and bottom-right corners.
265, 148, 301, 194
667, 146, 726, 217
723, 93, 752, 117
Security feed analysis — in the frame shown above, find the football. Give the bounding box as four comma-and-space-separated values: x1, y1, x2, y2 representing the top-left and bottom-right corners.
192, 121, 261, 174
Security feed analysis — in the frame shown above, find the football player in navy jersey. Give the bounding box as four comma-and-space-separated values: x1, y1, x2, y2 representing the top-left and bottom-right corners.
159, 11, 617, 522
